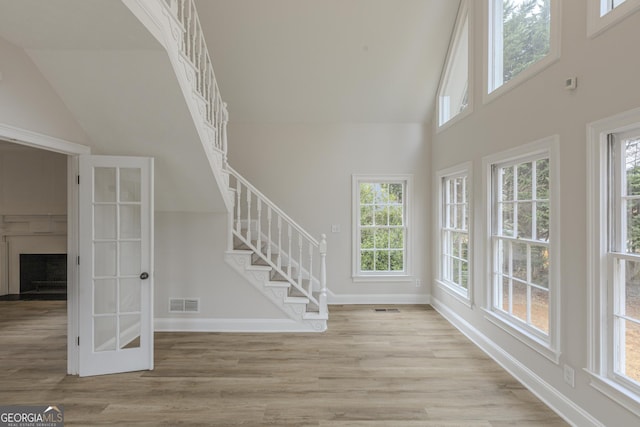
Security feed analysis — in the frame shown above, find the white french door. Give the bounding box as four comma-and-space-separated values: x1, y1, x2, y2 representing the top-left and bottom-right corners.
78, 155, 154, 376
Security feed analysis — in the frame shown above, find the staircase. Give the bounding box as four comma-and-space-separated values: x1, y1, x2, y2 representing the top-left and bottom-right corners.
126, 0, 328, 331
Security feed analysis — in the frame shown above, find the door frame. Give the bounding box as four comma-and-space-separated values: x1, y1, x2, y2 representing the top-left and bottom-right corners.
0, 124, 90, 375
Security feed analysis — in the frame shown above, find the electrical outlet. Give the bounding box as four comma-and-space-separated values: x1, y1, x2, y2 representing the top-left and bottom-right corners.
415, 279, 422, 287
331, 224, 341, 233
563, 364, 575, 388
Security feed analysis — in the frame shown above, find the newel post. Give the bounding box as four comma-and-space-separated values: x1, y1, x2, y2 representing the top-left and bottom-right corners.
222, 102, 229, 168
319, 234, 328, 317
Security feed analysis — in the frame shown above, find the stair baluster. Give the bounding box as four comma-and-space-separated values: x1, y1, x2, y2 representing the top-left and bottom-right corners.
235, 181, 241, 234
307, 243, 314, 295
297, 234, 303, 289
277, 217, 283, 270
287, 225, 293, 279
256, 199, 262, 256
246, 186, 252, 243
267, 207, 272, 262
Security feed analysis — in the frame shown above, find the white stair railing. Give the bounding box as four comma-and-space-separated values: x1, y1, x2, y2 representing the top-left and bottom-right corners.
164, 0, 228, 159
228, 167, 328, 317
160, 0, 327, 319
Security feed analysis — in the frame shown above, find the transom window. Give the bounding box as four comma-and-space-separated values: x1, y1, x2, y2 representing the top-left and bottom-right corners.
491, 153, 551, 337
352, 176, 411, 279
488, 0, 557, 94
607, 131, 640, 391
440, 170, 471, 297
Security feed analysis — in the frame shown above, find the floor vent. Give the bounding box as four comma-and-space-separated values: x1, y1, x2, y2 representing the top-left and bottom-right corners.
373, 308, 400, 313
169, 298, 200, 313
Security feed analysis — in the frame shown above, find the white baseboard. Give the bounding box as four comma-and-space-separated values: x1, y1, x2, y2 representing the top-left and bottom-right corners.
154, 317, 318, 333
431, 297, 603, 427
327, 290, 430, 305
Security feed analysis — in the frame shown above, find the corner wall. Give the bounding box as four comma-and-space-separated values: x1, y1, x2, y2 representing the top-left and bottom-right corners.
228, 122, 430, 304
431, 1, 640, 425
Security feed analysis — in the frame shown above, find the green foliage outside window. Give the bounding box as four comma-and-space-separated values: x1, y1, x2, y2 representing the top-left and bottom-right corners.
359, 182, 405, 272
501, 0, 551, 85
626, 140, 640, 254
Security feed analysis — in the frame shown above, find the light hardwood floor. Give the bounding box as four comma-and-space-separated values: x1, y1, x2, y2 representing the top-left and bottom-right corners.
0, 301, 568, 426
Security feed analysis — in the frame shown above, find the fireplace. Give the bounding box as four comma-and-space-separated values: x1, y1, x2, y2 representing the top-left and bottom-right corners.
19, 254, 67, 299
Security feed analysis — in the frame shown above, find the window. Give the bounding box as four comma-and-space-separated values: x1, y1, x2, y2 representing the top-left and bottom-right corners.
588, 0, 640, 36
484, 137, 559, 361
437, 164, 471, 301
492, 155, 550, 333
588, 114, 640, 411
352, 175, 411, 280
608, 132, 640, 392
487, 0, 559, 96
438, 1, 472, 128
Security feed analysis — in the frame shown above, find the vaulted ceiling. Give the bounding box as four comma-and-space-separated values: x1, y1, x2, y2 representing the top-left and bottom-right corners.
195, 0, 460, 124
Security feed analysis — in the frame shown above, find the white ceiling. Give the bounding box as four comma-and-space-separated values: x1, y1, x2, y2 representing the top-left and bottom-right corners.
195, 0, 460, 124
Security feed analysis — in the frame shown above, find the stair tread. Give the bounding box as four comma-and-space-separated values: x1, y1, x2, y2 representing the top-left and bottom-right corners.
303, 312, 328, 320
284, 296, 309, 304
227, 249, 252, 255
245, 265, 272, 272
265, 281, 290, 288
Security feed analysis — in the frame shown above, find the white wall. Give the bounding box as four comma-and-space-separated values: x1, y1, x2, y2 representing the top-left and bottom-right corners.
432, 1, 640, 425
0, 36, 88, 144
0, 145, 67, 215
154, 211, 289, 321
228, 123, 430, 303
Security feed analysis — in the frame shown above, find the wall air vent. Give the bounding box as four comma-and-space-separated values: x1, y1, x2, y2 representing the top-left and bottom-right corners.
169, 298, 200, 313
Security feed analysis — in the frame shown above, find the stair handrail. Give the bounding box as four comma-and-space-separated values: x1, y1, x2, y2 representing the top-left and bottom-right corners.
227, 166, 319, 247
163, 0, 228, 158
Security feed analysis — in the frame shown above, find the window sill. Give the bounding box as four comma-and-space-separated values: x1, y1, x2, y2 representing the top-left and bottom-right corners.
435, 279, 472, 308
587, 0, 640, 38
437, 105, 473, 134
585, 370, 640, 418
352, 275, 414, 283
482, 308, 560, 364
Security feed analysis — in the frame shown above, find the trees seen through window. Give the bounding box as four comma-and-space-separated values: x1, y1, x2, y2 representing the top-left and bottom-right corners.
490, 0, 552, 92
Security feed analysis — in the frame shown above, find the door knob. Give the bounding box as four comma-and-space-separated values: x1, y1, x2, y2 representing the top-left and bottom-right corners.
140, 272, 149, 280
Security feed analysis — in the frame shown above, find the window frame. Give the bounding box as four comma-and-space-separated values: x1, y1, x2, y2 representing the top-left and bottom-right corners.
587, 108, 640, 416
484, 0, 561, 103
436, 163, 473, 305
588, 0, 640, 37
482, 136, 560, 363
437, 0, 474, 131
352, 174, 413, 282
